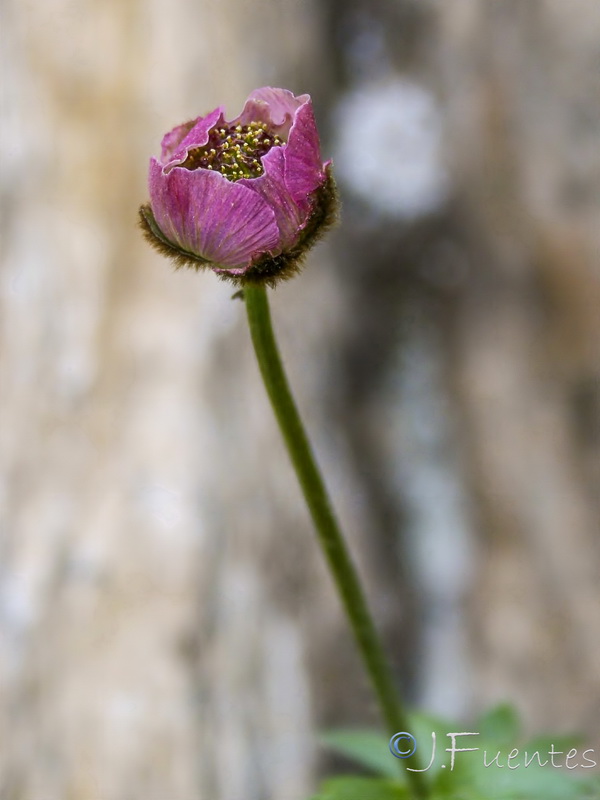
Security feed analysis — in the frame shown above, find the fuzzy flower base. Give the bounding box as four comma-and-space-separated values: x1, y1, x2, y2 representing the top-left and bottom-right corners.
139, 166, 338, 287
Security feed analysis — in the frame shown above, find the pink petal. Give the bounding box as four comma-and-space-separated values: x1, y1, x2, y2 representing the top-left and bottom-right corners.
232, 88, 309, 139
283, 99, 325, 203
149, 158, 280, 269
230, 100, 288, 140
249, 87, 308, 127
240, 147, 312, 250
161, 120, 196, 162
160, 107, 224, 168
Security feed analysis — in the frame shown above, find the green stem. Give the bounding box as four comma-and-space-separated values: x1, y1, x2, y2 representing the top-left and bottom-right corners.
244, 284, 427, 798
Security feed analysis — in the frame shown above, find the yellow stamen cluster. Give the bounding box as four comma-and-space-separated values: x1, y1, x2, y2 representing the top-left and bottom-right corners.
181, 122, 283, 181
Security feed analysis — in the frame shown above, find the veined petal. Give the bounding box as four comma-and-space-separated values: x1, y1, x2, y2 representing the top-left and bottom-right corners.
161, 120, 196, 162
240, 147, 312, 250
149, 158, 280, 269
283, 100, 325, 203
249, 87, 308, 128
231, 99, 281, 132
161, 107, 224, 168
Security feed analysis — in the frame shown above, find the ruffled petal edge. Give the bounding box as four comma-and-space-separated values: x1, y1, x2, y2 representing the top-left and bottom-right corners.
160, 107, 224, 169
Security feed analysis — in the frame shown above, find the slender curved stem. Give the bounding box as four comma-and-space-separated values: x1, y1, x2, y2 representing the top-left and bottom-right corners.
244, 284, 428, 798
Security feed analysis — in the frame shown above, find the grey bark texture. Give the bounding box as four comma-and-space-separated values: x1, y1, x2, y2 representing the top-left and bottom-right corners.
1, 1, 599, 799
436, 0, 600, 733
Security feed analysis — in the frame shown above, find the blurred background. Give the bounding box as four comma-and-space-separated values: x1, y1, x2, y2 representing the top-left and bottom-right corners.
1, 0, 599, 798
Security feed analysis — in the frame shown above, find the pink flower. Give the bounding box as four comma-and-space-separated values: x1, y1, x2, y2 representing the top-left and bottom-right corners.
140, 88, 337, 285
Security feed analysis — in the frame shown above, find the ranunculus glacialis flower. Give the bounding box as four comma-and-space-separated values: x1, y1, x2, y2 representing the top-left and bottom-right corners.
140, 87, 337, 285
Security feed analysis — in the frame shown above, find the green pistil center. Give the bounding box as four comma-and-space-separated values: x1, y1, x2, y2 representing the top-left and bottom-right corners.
181, 122, 283, 181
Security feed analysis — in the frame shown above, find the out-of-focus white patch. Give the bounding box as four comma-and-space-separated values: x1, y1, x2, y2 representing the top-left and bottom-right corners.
388, 320, 475, 718
139, 484, 182, 529
0, 573, 38, 635
334, 78, 449, 220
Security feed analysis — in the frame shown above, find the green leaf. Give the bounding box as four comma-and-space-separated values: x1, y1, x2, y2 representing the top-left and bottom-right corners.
315, 777, 410, 800
320, 729, 400, 779
407, 710, 457, 782
476, 704, 520, 745
580, 774, 600, 799
524, 732, 582, 754
318, 709, 600, 800
431, 790, 486, 800
475, 769, 591, 800
431, 740, 595, 800
320, 714, 451, 784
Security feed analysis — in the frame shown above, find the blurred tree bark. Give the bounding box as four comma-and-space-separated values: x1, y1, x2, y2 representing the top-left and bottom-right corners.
1, 1, 599, 799
323, 0, 600, 737
435, 0, 600, 734
0, 1, 340, 798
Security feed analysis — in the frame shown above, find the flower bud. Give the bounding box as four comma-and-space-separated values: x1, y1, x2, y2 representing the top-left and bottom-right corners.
140, 88, 338, 286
